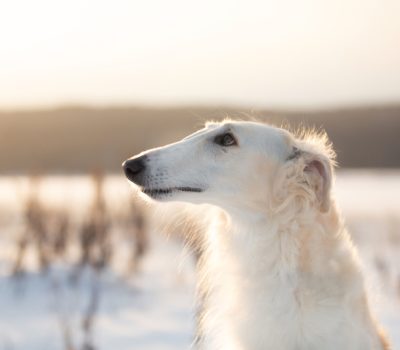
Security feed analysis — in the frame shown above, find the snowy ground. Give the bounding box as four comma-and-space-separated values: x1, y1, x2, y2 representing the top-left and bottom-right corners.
0, 171, 399, 350
0, 237, 196, 350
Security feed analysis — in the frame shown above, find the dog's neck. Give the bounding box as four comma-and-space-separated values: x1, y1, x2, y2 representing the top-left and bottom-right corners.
212, 205, 344, 292
200, 204, 382, 350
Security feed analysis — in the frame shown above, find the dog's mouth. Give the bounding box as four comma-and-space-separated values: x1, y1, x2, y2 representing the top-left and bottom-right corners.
143, 186, 203, 198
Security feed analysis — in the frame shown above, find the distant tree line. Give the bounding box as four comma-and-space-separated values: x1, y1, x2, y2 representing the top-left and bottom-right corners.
0, 104, 399, 173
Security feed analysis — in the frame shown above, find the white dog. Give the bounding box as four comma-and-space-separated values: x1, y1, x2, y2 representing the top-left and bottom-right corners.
123, 120, 389, 350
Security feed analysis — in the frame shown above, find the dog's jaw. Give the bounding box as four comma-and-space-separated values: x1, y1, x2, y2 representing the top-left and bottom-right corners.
142, 186, 204, 200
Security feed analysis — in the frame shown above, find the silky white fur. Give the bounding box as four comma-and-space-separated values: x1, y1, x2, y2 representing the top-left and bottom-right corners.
125, 121, 389, 350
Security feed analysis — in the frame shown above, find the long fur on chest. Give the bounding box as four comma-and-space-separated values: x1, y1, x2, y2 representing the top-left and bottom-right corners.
196, 207, 386, 350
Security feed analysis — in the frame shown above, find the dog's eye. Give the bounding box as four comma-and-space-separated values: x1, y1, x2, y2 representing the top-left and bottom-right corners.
214, 133, 237, 147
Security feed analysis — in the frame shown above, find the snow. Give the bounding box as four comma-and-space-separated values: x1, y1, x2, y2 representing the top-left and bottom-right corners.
0, 171, 399, 349
0, 237, 196, 350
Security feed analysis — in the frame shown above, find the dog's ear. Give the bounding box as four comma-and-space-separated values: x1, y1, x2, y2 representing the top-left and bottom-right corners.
287, 145, 334, 212
302, 151, 332, 212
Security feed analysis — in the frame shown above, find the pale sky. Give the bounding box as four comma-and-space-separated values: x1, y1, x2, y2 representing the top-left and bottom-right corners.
0, 0, 399, 109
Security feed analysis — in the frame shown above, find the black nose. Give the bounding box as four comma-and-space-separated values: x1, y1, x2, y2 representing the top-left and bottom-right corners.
122, 155, 147, 184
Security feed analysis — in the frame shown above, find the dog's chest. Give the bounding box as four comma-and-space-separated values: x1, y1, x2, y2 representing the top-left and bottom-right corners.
207, 291, 378, 350
203, 232, 379, 350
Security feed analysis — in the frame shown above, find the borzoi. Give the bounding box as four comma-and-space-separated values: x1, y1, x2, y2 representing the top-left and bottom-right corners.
123, 121, 389, 350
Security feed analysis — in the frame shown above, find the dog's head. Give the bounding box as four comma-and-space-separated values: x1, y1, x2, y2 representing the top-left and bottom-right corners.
123, 121, 335, 215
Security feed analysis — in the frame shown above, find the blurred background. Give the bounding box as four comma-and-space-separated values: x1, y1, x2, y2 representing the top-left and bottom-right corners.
0, 1, 399, 349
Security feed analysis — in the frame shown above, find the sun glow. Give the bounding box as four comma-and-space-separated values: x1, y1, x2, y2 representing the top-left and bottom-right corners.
1, 0, 400, 109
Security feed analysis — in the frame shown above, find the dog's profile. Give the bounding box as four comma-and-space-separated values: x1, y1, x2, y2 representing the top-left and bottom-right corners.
123, 120, 389, 350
